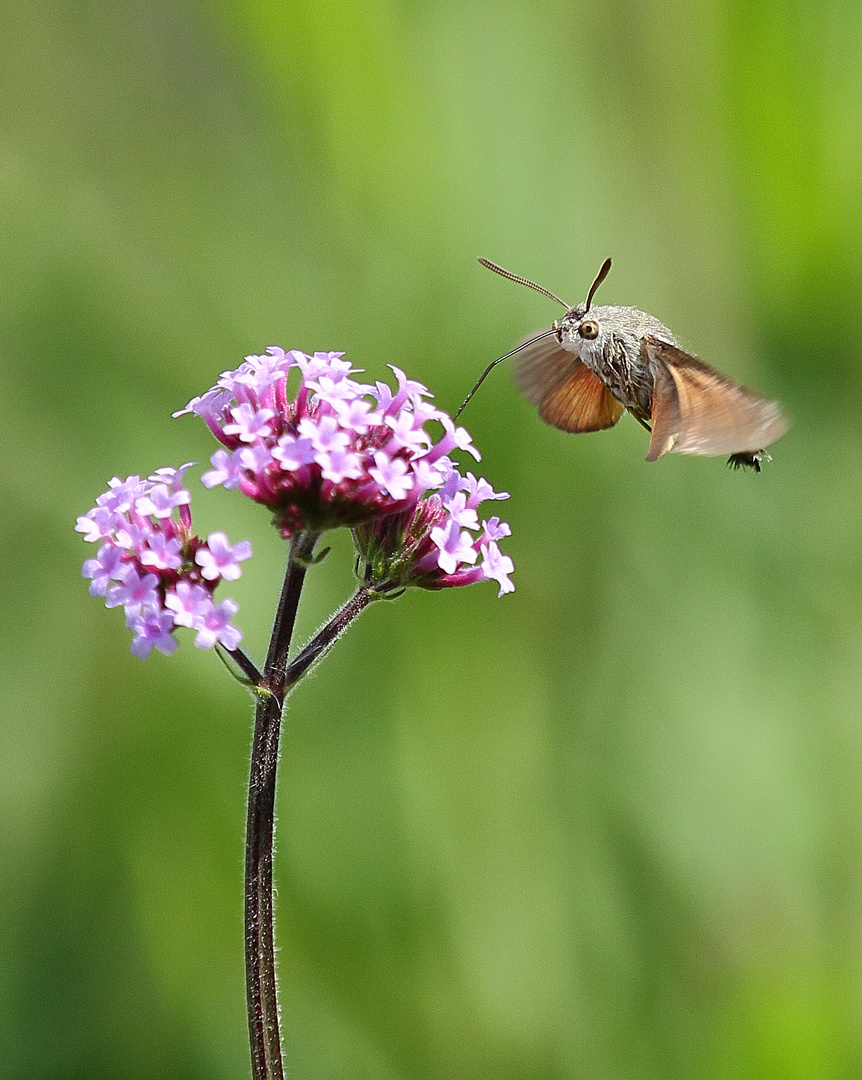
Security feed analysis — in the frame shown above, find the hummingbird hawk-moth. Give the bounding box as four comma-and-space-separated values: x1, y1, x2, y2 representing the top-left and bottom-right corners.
459, 258, 788, 470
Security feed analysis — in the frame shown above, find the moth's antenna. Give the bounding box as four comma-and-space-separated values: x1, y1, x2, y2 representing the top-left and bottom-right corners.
584, 257, 612, 312
478, 258, 570, 308
454, 329, 558, 421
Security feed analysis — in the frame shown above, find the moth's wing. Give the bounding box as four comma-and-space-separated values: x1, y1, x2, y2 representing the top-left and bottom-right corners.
538, 365, 626, 433
515, 332, 581, 405
643, 336, 789, 459
516, 332, 624, 434
645, 356, 683, 461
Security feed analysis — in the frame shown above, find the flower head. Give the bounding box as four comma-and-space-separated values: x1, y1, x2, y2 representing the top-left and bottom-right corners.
77, 467, 248, 658
174, 347, 514, 594
353, 468, 515, 597
176, 348, 476, 537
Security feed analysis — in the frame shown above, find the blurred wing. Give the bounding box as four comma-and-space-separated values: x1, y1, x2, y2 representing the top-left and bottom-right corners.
643, 336, 789, 460
516, 332, 581, 405
646, 356, 683, 460
516, 332, 624, 434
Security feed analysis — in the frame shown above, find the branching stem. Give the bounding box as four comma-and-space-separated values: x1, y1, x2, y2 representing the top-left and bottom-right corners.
244, 530, 318, 1080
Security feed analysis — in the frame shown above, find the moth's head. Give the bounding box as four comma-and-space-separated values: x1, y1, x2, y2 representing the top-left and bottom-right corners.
553, 303, 604, 357
548, 256, 612, 358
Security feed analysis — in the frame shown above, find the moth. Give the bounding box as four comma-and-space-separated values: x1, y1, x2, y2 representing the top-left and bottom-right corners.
459, 258, 789, 470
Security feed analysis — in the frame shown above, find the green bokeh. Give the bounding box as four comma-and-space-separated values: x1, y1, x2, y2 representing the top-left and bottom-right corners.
3, 0, 862, 1077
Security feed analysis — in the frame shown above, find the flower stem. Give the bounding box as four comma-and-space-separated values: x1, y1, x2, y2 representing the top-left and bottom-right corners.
245, 530, 318, 1080
222, 645, 264, 685
285, 586, 378, 691
264, 532, 321, 695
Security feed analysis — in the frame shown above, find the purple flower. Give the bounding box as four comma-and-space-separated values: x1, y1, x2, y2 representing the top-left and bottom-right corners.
82, 543, 125, 596
164, 581, 214, 627
319, 448, 364, 483
332, 398, 379, 432
429, 518, 479, 574
135, 483, 191, 519
192, 598, 243, 651
481, 516, 511, 543
127, 609, 180, 660
77, 468, 250, 659
272, 434, 316, 470
105, 565, 161, 614
201, 449, 244, 490
149, 463, 196, 491
140, 532, 183, 571
75, 506, 121, 543
384, 412, 432, 454
97, 475, 148, 514
135, 467, 195, 518
224, 403, 276, 443
368, 452, 414, 501
479, 541, 515, 597
442, 491, 479, 530
299, 414, 350, 455
195, 532, 252, 582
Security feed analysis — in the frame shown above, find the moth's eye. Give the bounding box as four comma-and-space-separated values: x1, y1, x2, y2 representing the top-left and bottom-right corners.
579, 319, 599, 340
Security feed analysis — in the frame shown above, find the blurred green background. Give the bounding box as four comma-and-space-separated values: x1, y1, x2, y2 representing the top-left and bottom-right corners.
3, 0, 862, 1077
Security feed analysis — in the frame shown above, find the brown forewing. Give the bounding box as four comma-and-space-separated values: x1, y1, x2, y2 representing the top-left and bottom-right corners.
644, 336, 789, 460
516, 332, 581, 405
516, 333, 624, 433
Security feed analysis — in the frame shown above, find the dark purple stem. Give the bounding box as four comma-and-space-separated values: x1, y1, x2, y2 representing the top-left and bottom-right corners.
225, 646, 263, 685
284, 586, 378, 691
245, 530, 319, 1080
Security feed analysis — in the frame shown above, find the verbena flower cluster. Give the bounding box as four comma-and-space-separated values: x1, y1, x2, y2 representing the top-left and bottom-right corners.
76, 465, 249, 659
177, 348, 514, 594
78, 348, 514, 658
354, 468, 514, 595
